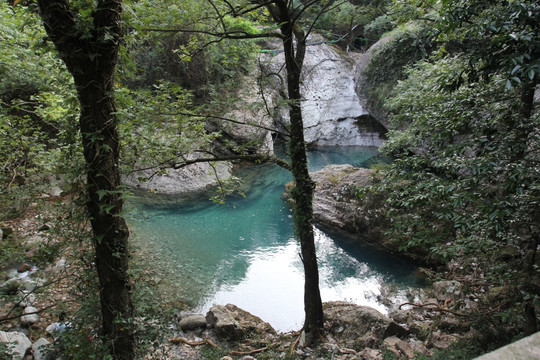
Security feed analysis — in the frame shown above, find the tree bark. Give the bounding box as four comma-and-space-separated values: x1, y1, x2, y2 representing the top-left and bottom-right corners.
37, 1, 134, 359
268, 0, 324, 339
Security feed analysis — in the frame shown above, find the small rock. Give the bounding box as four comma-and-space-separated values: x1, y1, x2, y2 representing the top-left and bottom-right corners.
433, 280, 462, 301
16, 291, 36, 307
38, 224, 50, 232
220, 357, 233, 360
32, 338, 51, 360
357, 348, 383, 360
206, 304, 275, 341
46, 322, 59, 335
24, 234, 45, 247
179, 314, 207, 331
206, 305, 239, 341
0, 331, 32, 359
389, 309, 409, 324
384, 336, 415, 359
431, 332, 459, 350
17, 263, 33, 273
21, 306, 39, 326
0, 277, 23, 295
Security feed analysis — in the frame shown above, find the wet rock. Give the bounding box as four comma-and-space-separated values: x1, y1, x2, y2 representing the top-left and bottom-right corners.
32, 338, 51, 360
21, 306, 39, 326
0, 331, 32, 359
206, 304, 276, 341
179, 314, 207, 331
433, 280, 462, 301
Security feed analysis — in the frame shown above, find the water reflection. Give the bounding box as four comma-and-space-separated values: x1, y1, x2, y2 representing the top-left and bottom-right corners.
127, 146, 421, 332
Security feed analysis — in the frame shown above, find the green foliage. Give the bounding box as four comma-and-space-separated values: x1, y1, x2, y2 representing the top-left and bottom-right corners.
0, 2, 82, 191
361, 21, 436, 116
123, 0, 260, 99
415, 341, 483, 360
437, 0, 539, 89
305, 0, 394, 49
199, 345, 229, 360
365, 0, 539, 343
116, 80, 220, 176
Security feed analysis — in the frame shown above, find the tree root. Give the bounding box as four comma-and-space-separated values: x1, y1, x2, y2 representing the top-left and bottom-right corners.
289, 332, 302, 357
399, 301, 468, 317
229, 347, 270, 356
168, 337, 219, 348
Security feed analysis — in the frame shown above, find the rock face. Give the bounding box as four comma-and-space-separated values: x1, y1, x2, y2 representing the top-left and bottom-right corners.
354, 35, 393, 129
306, 164, 392, 250
124, 156, 233, 195
206, 304, 276, 341
260, 34, 386, 147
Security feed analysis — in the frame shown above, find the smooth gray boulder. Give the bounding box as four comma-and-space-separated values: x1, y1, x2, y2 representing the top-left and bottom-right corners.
0, 331, 32, 359
179, 314, 207, 331
21, 306, 39, 326
32, 338, 51, 360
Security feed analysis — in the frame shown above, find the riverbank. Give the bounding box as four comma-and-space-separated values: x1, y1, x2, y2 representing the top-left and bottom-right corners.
1, 185, 484, 360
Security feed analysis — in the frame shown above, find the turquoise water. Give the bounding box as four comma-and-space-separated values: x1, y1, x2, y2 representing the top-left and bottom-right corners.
127, 146, 421, 332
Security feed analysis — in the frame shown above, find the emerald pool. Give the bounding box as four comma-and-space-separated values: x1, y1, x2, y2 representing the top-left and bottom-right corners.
127, 146, 422, 332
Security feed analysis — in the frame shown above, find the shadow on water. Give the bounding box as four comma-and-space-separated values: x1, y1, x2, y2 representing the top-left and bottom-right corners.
127, 146, 423, 332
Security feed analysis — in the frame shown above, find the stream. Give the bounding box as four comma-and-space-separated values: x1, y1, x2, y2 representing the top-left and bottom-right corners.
126, 146, 423, 332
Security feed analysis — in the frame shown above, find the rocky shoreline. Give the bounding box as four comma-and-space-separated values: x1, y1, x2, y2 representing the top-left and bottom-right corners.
1, 204, 470, 360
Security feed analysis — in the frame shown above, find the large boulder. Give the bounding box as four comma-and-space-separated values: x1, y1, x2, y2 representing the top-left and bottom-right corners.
294, 164, 395, 251
32, 338, 52, 360
124, 153, 233, 195
0, 331, 32, 359
323, 301, 407, 350
206, 304, 276, 341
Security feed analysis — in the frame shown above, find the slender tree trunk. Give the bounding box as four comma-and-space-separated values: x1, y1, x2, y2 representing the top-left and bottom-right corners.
37, 1, 134, 359
271, 0, 324, 338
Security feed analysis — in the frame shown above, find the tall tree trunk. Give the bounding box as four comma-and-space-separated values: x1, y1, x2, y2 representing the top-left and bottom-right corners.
37, 1, 134, 359
270, 0, 324, 339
